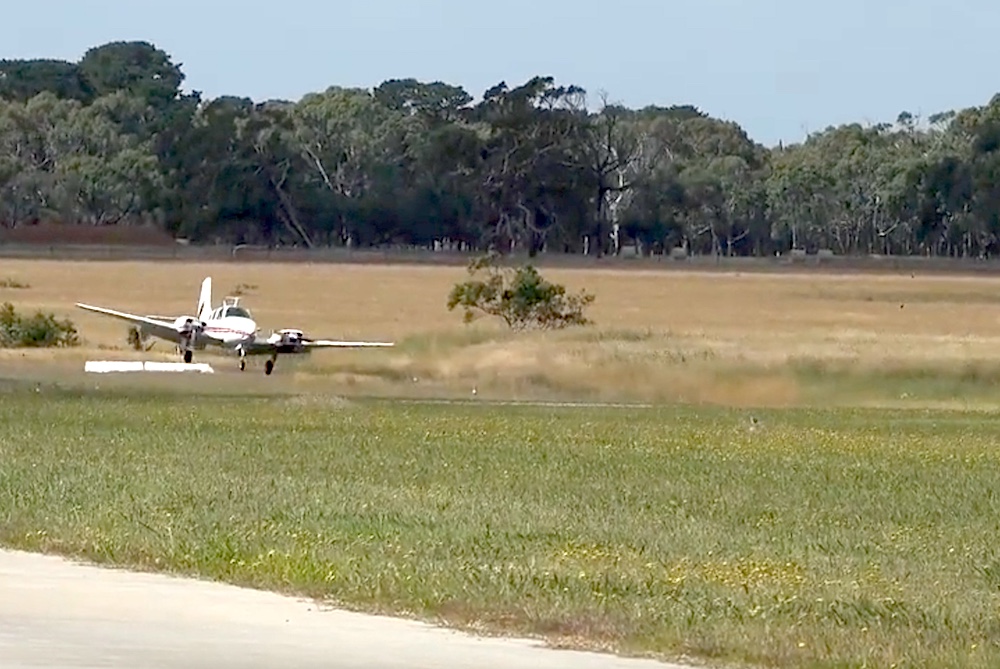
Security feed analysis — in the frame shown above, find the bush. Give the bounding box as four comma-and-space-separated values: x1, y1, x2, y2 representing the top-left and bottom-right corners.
0, 278, 29, 289
447, 252, 595, 330
0, 302, 80, 348
126, 325, 151, 351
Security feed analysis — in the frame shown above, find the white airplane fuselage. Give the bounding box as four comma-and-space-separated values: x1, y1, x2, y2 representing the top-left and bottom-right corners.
202, 315, 257, 349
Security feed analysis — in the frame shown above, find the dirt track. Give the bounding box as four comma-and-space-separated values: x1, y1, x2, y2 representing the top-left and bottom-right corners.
5, 239, 1000, 277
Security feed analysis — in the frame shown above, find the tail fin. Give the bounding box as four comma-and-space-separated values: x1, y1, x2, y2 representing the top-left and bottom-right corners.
197, 277, 212, 321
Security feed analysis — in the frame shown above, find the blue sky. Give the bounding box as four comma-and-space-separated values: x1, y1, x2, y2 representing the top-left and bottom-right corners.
8, 0, 999, 147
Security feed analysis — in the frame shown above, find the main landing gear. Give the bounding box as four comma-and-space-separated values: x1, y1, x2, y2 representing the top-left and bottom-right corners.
183, 350, 193, 364
236, 350, 277, 376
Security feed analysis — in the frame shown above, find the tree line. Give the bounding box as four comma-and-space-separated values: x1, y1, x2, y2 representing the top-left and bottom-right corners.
2, 40, 1000, 258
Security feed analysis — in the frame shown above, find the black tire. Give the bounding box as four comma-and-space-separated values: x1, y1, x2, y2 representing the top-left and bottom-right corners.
264, 360, 274, 375
183, 350, 193, 364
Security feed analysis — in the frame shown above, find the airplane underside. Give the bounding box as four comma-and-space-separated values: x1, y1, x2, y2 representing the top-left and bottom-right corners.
176, 344, 280, 376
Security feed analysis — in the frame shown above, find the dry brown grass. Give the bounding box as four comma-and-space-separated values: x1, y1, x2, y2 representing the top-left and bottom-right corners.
4, 258, 1000, 407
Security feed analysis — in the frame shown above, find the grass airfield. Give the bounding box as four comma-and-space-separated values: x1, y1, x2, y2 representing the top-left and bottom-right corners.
3, 258, 1000, 667
6, 257, 1000, 407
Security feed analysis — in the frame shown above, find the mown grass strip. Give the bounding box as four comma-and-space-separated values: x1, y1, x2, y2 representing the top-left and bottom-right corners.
1, 388, 998, 667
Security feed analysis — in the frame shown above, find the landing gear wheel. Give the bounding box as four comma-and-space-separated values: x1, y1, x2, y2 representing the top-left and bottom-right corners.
183, 350, 193, 364
239, 359, 246, 371
264, 359, 275, 376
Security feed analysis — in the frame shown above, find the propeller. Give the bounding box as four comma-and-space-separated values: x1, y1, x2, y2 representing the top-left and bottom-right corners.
268, 329, 307, 352
173, 315, 205, 348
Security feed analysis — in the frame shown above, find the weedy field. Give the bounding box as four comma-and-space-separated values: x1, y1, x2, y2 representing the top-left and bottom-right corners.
0, 387, 998, 668
4, 258, 1000, 667
4, 258, 1000, 407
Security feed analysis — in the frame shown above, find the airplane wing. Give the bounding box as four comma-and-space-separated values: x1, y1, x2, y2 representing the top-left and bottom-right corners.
302, 340, 395, 348
240, 330, 394, 356
75, 303, 187, 346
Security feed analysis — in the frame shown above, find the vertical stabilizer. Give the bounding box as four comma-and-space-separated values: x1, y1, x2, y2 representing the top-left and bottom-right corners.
197, 277, 212, 321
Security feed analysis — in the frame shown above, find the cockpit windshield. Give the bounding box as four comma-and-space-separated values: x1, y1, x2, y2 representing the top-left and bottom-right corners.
224, 306, 252, 319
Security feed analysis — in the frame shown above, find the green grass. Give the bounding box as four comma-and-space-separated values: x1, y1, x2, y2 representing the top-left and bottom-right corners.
1, 387, 999, 668
786, 357, 1000, 409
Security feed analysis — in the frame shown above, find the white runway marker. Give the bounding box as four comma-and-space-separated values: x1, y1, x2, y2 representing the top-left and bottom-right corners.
84, 361, 215, 374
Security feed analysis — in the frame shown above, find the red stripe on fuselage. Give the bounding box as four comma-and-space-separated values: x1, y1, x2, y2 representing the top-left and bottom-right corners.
204, 326, 253, 338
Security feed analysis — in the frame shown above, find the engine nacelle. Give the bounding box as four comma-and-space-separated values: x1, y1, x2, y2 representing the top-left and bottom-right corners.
173, 315, 205, 339
268, 328, 307, 352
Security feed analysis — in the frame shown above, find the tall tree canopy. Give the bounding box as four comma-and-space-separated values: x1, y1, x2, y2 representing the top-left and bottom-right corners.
2, 40, 1000, 258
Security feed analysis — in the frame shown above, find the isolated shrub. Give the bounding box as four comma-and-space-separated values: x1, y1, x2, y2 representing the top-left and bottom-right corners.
231, 282, 257, 296
0, 302, 79, 348
0, 278, 29, 289
447, 252, 595, 330
126, 325, 150, 350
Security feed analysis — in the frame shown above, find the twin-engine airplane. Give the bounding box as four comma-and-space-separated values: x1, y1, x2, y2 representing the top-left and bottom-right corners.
75, 277, 394, 375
